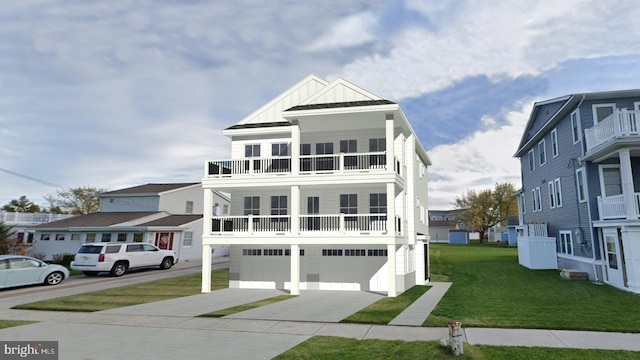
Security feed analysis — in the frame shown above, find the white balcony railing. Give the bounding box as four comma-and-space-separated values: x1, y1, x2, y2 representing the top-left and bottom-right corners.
585, 109, 640, 152
205, 151, 389, 178
596, 193, 640, 220
0, 212, 74, 225
211, 213, 394, 235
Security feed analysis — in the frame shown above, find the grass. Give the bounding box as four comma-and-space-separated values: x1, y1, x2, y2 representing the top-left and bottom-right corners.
341, 285, 429, 324
199, 295, 297, 317
0, 320, 36, 329
423, 244, 640, 332
274, 336, 640, 359
12, 269, 229, 312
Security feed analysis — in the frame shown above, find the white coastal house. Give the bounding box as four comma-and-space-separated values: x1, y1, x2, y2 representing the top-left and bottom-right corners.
31, 183, 230, 262
201, 74, 431, 297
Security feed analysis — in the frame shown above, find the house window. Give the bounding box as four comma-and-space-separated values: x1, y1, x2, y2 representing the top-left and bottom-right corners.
559, 230, 573, 255
528, 149, 535, 172
322, 249, 343, 256
548, 182, 556, 209
101, 233, 112, 242
86, 233, 96, 243
538, 139, 546, 166
532, 187, 542, 212
55, 234, 65, 241
272, 143, 288, 156
551, 128, 558, 158
370, 193, 387, 221
242, 249, 262, 256
600, 166, 622, 197
183, 232, 193, 247
185, 201, 194, 214
367, 249, 388, 256
133, 233, 144, 243
117, 233, 127, 242
340, 194, 358, 215
244, 196, 260, 215
316, 142, 333, 154
223, 204, 229, 215
345, 249, 366, 256
519, 192, 526, 215
316, 142, 334, 171
592, 103, 616, 123
41, 234, 51, 241
571, 110, 581, 144
245, 144, 260, 157
369, 138, 386, 152
271, 196, 288, 229
71, 233, 81, 241
554, 178, 563, 208
369, 138, 386, 168
576, 168, 587, 203
340, 139, 357, 153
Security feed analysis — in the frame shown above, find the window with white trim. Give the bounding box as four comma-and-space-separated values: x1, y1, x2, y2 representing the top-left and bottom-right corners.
133, 233, 144, 243
519, 192, 526, 215
554, 178, 563, 208
592, 103, 616, 123
576, 168, 587, 203
528, 149, 535, 172
55, 234, 65, 241
183, 232, 193, 247
185, 201, 194, 214
532, 187, 542, 212
244, 196, 260, 215
86, 233, 96, 243
571, 110, 581, 144
41, 234, 50, 241
538, 139, 546, 166
551, 128, 558, 157
559, 230, 573, 255
245, 144, 260, 157
548, 182, 556, 209
101, 233, 112, 242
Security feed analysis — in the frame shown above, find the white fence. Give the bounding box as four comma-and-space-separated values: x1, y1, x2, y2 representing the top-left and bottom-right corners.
517, 236, 557, 270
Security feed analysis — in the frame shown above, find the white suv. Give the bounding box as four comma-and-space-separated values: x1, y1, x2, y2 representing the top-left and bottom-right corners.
71, 243, 178, 277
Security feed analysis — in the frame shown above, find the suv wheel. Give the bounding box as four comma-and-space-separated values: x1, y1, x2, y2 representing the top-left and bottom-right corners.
110, 262, 128, 277
159, 257, 174, 270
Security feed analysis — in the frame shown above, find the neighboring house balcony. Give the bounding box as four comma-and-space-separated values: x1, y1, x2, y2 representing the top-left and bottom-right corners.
205, 152, 403, 179
0, 212, 74, 225
584, 109, 640, 158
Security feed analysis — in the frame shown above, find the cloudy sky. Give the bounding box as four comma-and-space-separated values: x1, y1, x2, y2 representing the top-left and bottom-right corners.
2, 0, 640, 210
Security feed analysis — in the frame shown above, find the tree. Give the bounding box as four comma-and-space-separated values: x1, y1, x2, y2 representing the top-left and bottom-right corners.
455, 182, 518, 243
1, 195, 41, 213
45, 186, 107, 215
0, 221, 25, 255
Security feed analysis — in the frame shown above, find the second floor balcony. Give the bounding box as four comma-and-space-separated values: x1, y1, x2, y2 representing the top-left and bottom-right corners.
597, 194, 640, 220
205, 151, 402, 178
210, 213, 402, 236
585, 109, 640, 153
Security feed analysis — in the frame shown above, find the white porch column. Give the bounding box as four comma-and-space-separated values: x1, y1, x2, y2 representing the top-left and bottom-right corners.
385, 114, 395, 174
621, 227, 640, 293
415, 240, 425, 285
387, 243, 397, 297
291, 122, 300, 175
291, 185, 300, 234
201, 244, 212, 293
619, 150, 636, 220
387, 183, 395, 234
290, 244, 300, 295
201, 189, 214, 293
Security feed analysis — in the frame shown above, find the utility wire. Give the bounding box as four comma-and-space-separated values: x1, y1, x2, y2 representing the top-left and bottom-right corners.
0, 167, 70, 190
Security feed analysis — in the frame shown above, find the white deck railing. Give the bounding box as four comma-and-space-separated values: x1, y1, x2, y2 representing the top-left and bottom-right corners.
211, 213, 393, 235
585, 109, 640, 151
597, 193, 640, 219
205, 151, 388, 177
0, 212, 74, 225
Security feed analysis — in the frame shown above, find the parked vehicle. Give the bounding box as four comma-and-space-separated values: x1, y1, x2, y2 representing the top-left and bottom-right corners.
0, 255, 69, 289
70, 242, 178, 277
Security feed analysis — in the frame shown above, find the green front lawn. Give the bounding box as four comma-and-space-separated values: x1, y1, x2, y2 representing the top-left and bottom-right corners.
0, 320, 36, 329
341, 285, 429, 324
274, 336, 640, 360
13, 269, 229, 312
424, 244, 640, 332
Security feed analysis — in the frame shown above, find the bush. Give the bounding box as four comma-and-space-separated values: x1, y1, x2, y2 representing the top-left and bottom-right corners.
52, 253, 74, 267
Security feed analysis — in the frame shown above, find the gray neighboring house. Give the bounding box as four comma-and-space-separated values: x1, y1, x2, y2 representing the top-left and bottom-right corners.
30, 183, 230, 262
514, 89, 640, 294
428, 209, 465, 243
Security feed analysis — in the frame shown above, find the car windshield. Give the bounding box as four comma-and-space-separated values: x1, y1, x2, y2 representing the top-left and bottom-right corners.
77, 246, 103, 254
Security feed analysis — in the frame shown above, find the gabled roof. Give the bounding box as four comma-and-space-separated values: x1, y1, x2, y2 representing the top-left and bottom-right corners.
32, 212, 160, 228
138, 214, 202, 227
297, 77, 383, 106
101, 183, 200, 196
285, 100, 395, 112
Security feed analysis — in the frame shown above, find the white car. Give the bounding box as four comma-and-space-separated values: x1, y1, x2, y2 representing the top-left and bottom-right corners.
71, 242, 178, 277
0, 255, 69, 289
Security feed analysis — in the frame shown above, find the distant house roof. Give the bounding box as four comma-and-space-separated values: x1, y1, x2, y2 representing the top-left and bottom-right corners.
32, 212, 160, 228
101, 183, 200, 196
138, 214, 202, 227
429, 220, 458, 227
285, 99, 395, 112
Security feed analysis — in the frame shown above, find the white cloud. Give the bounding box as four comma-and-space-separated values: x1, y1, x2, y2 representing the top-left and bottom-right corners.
427, 101, 534, 209
304, 12, 377, 51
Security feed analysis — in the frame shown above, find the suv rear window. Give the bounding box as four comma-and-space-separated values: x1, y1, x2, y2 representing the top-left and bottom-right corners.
77, 246, 102, 254
105, 245, 121, 253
